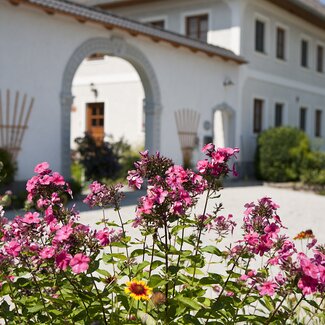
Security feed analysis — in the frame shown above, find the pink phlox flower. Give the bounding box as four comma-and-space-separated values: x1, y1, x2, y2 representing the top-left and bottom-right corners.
127, 170, 143, 189
211, 151, 225, 163
264, 223, 280, 236
196, 160, 210, 174
307, 238, 317, 250
56, 250, 72, 270
51, 172, 65, 186
70, 253, 90, 274
170, 201, 184, 215
39, 174, 52, 186
96, 228, 122, 246
178, 189, 192, 206
298, 253, 319, 279
4, 241, 21, 257
268, 256, 279, 266
244, 232, 259, 246
34, 162, 50, 174
275, 273, 286, 285
26, 175, 38, 192
22, 212, 40, 224
40, 247, 56, 259
256, 234, 273, 256
148, 186, 168, 204
259, 197, 280, 210
132, 216, 143, 228
298, 275, 318, 295
29, 242, 39, 252
201, 143, 215, 156
258, 280, 278, 296
243, 202, 255, 217
55, 223, 73, 242
232, 163, 238, 177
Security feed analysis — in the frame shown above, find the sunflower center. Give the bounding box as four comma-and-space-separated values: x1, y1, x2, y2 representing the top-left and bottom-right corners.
130, 283, 146, 295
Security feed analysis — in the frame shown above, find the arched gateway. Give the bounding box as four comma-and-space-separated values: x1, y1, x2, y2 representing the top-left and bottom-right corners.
60, 37, 162, 177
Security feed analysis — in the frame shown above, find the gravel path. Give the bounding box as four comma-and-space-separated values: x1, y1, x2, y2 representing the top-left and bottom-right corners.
78, 184, 325, 245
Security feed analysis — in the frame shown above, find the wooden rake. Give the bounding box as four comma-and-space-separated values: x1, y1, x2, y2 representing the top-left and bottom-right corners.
175, 109, 200, 168
0, 89, 34, 161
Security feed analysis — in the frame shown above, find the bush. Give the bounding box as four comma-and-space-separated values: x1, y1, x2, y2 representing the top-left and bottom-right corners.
74, 133, 121, 181
255, 127, 310, 182
0, 148, 16, 185
300, 151, 325, 190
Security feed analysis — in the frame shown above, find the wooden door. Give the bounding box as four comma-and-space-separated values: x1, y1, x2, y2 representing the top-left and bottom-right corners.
86, 102, 105, 145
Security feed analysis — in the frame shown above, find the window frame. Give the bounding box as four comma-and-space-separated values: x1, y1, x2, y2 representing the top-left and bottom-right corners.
316, 42, 324, 73
185, 14, 209, 42
274, 102, 284, 127
253, 98, 265, 134
253, 13, 269, 56
300, 37, 310, 68
182, 9, 211, 42
315, 109, 323, 138
275, 23, 288, 61
299, 106, 308, 132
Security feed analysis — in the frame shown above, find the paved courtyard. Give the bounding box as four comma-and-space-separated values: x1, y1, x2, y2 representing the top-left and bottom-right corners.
78, 183, 325, 245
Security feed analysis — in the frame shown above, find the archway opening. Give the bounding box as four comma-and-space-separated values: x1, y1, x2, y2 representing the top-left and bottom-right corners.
213, 103, 235, 149
60, 38, 162, 179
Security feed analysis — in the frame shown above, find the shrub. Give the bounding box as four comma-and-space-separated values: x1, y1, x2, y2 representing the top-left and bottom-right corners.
300, 151, 325, 190
74, 133, 121, 181
0, 148, 16, 185
256, 127, 310, 182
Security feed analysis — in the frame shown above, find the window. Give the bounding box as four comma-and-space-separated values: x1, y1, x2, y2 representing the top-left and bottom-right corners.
315, 109, 322, 137
276, 27, 285, 60
253, 99, 264, 133
317, 45, 324, 73
147, 20, 165, 29
86, 102, 105, 144
301, 39, 309, 67
300, 107, 307, 131
255, 20, 265, 53
186, 14, 208, 42
274, 103, 283, 127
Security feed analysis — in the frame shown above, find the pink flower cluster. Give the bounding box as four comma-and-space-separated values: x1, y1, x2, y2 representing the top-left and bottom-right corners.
0, 163, 122, 278
26, 162, 72, 210
197, 144, 239, 179
128, 145, 239, 229
198, 213, 236, 237
235, 197, 325, 297
84, 181, 125, 208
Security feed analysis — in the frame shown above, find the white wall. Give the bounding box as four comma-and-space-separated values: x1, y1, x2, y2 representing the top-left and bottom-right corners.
71, 56, 145, 149
0, 1, 241, 180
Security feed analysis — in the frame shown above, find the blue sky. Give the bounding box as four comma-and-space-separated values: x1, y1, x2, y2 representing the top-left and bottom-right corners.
321, 0, 325, 4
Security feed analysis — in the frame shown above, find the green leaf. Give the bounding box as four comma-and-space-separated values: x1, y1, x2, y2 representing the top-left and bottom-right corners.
137, 311, 157, 325
131, 248, 148, 258
27, 303, 44, 313
148, 274, 168, 288
175, 295, 201, 310
202, 245, 224, 256
200, 273, 223, 285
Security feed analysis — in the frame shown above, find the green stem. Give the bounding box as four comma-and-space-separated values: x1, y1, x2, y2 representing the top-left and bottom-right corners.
172, 221, 185, 297
7, 280, 22, 322
284, 294, 305, 324
148, 237, 155, 278
266, 293, 288, 324
306, 295, 325, 325
91, 274, 108, 325
192, 189, 210, 284
65, 273, 91, 321
163, 217, 169, 323
142, 235, 147, 262
205, 248, 244, 324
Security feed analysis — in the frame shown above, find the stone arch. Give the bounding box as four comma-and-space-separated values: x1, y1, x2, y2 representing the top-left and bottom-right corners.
60, 37, 162, 177
212, 102, 236, 148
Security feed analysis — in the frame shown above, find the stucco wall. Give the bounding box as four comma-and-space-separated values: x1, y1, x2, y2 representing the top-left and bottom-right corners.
0, 1, 240, 180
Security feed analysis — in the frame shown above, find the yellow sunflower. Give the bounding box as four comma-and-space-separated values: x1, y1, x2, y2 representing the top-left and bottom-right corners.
125, 279, 152, 301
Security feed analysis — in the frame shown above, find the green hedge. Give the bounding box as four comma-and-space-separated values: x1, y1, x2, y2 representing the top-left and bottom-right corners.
300, 151, 325, 189
0, 148, 16, 185
255, 127, 310, 182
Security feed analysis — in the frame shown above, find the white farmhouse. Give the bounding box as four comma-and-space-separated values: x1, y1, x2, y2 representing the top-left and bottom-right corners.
73, 0, 325, 177
0, 0, 324, 181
